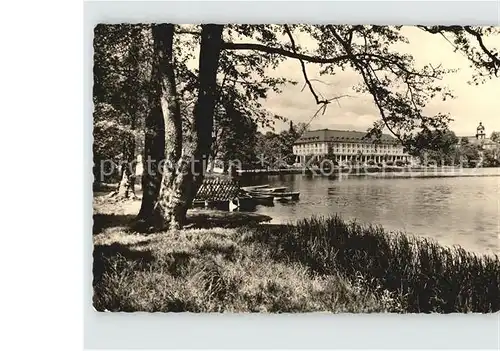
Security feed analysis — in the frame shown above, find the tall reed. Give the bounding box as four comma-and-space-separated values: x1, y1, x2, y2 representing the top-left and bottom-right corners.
244, 216, 500, 313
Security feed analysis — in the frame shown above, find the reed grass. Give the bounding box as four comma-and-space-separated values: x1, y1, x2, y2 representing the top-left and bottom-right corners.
243, 216, 500, 313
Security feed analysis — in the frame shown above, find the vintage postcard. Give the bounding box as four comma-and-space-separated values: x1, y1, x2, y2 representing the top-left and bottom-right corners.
92, 24, 500, 313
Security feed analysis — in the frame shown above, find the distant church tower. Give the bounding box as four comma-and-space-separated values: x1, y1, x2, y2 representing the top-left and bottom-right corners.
476, 122, 486, 140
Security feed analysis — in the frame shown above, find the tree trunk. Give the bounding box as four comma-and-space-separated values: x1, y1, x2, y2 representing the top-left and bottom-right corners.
147, 23, 185, 230
137, 102, 165, 220
153, 24, 224, 230
188, 25, 225, 197
136, 24, 169, 222
135, 24, 224, 231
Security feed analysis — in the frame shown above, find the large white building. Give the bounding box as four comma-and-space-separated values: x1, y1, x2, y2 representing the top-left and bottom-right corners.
293, 129, 411, 165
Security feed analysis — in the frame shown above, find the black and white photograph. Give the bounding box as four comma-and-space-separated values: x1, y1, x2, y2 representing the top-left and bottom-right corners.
92, 23, 500, 313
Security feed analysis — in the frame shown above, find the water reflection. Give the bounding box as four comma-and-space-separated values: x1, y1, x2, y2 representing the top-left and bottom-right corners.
240, 169, 500, 255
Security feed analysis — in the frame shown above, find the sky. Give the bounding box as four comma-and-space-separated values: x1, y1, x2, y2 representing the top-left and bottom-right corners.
260, 26, 500, 137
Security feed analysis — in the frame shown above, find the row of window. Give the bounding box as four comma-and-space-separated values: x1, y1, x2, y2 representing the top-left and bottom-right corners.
296, 144, 400, 150
294, 149, 405, 155
295, 142, 400, 149
294, 144, 404, 153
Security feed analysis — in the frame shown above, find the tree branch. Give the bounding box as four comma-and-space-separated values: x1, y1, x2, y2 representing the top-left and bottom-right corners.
222, 41, 351, 64
328, 26, 404, 143
418, 25, 500, 77
463, 26, 500, 76
283, 24, 330, 105
223, 40, 434, 80
175, 29, 201, 36
417, 25, 463, 34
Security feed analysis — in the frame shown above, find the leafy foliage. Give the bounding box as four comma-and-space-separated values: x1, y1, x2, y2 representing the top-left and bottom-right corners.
211, 104, 258, 170
482, 148, 500, 167
93, 103, 142, 184
93, 24, 150, 182
223, 25, 499, 149
96, 24, 500, 172
254, 132, 296, 168
93, 24, 151, 121
418, 26, 500, 83
490, 131, 500, 143
251, 122, 309, 168
93, 103, 136, 161
406, 129, 499, 167
310, 25, 455, 142
407, 129, 458, 154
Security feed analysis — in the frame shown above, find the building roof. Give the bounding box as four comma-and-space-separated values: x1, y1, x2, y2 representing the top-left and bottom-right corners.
195, 177, 240, 201
294, 128, 399, 145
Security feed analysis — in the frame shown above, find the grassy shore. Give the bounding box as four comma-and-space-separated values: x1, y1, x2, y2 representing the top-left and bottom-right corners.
246, 217, 500, 313
93, 199, 500, 313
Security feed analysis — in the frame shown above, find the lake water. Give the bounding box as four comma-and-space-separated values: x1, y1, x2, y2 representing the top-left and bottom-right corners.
240, 168, 500, 256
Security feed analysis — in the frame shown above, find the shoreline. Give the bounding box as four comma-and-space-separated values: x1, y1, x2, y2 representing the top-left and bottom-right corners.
347, 171, 500, 179
235, 166, 500, 178
92, 199, 500, 313
93, 196, 497, 258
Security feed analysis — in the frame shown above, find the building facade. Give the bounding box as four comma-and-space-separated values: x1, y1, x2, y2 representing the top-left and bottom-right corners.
293, 129, 411, 165
461, 122, 499, 151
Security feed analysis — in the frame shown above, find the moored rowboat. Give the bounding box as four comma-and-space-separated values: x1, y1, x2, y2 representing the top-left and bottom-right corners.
241, 184, 270, 192
252, 186, 287, 193
248, 193, 274, 204
272, 191, 300, 201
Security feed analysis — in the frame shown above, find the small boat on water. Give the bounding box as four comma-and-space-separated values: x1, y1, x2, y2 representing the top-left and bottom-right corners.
241, 184, 300, 203
241, 184, 270, 192
248, 194, 274, 205
275, 197, 290, 203
252, 186, 287, 194
272, 191, 300, 201
247, 188, 299, 201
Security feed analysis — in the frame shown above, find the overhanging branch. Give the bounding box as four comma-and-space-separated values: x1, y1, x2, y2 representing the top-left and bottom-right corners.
328, 26, 404, 143
283, 24, 329, 105
464, 26, 500, 76
222, 41, 351, 64
418, 25, 500, 77
223, 41, 436, 81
